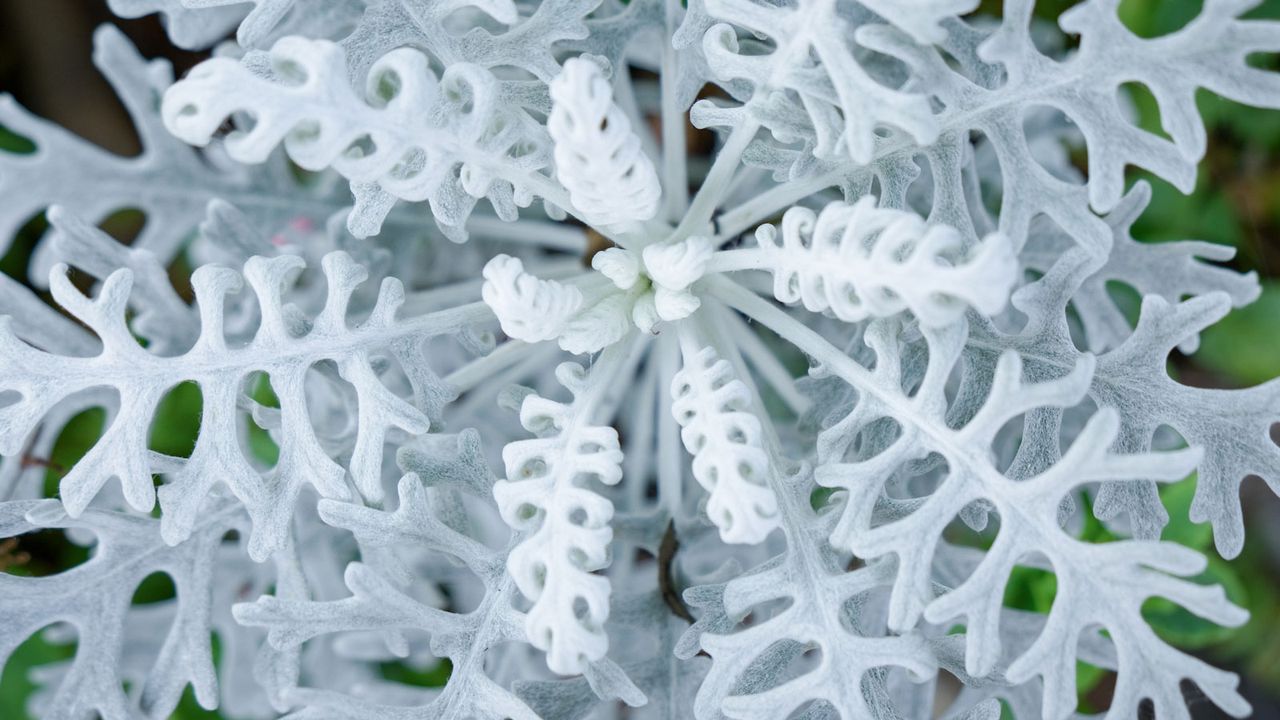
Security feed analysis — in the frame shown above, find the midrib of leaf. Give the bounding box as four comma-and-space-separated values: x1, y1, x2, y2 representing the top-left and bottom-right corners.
433, 574, 522, 718
715, 19, 1228, 240
710, 278, 1165, 628
11, 502, 239, 599
695, 302, 908, 713
36, 300, 492, 386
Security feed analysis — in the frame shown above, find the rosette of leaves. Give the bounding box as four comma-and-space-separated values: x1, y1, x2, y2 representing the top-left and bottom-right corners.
0, 1, 1278, 719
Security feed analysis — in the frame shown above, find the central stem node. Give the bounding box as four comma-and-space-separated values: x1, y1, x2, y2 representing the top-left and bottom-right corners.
591, 236, 713, 332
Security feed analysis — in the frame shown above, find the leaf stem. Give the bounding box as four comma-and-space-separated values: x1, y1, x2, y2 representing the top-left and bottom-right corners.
705, 248, 770, 274
660, 0, 690, 222
720, 310, 809, 416
445, 340, 530, 395
669, 120, 759, 243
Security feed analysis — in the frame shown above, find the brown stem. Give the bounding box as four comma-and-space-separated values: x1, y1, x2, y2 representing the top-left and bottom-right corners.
658, 519, 693, 623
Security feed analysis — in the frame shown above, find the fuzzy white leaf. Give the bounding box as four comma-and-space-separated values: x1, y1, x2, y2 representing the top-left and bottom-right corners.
671, 338, 778, 544
0, 250, 452, 560
750, 196, 1016, 327
548, 56, 661, 227
163, 38, 553, 240
482, 254, 584, 344
494, 358, 627, 675
686, 0, 941, 163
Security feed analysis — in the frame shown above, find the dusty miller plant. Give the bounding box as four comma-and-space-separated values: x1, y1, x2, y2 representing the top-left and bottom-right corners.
1, 0, 1278, 718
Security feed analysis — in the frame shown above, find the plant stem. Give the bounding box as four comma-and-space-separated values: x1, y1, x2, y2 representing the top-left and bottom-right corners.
660, 0, 690, 222
669, 119, 759, 242
721, 310, 809, 415
705, 248, 770, 274
444, 340, 530, 395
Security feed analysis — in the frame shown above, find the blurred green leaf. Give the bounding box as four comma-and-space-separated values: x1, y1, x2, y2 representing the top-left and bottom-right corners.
0, 125, 35, 154
1131, 171, 1245, 249
380, 658, 452, 688
1159, 475, 1214, 551
248, 375, 281, 465
1144, 556, 1248, 649
43, 409, 106, 498
1196, 280, 1280, 385
149, 382, 203, 459
0, 631, 74, 720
